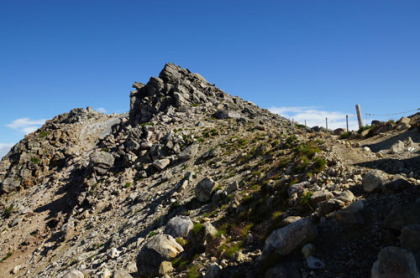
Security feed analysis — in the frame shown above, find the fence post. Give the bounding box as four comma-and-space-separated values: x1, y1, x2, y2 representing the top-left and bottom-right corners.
356, 104, 363, 129
346, 115, 349, 132
326, 117, 328, 130
305, 120, 307, 128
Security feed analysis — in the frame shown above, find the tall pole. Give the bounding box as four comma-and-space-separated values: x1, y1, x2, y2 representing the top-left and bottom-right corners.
356, 104, 363, 129
326, 117, 328, 130
346, 115, 349, 132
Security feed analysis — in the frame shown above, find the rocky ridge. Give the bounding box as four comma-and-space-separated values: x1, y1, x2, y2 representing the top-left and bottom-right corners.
0, 63, 419, 278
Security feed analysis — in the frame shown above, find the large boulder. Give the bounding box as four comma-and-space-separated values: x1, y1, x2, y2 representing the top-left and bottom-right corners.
195, 177, 218, 202
262, 218, 317, 258
136, 234, 184, 276
164, 216, 194, 238
212, 110, 241, 120
362, 170, 388, 192
371, 247, 420, 278
90, 150, 115, 175
178, 144, 199, 160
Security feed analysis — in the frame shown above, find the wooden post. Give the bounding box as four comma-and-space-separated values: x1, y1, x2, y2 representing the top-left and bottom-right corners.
291, 119, 294, 131
346, 115, 349, 132
356, 104, 363, 128
326, 117, 328, 130
305, 120, 307, 127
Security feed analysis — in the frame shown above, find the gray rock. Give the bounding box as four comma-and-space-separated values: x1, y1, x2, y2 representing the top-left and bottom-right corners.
382, 178, 412, 193
362, 170, 388, 192
335, 190, 356, 204
164, 216, 194, 238
112, 270, 133, 278
195, 177, 218, 202
152, 158, 171, 171
62, 269, 84, 278
306, 256, 325, 270
287, 181, 309, 197
212, 110, 241, 119
310, 191, 334, 206
385, 202, 420, 230
90, 149, 115, 171
205, 264, 221, 278
1, 177, 21, 193
178, 144, 199, 160
136, 234, 183, 276
390, 140, 405, 154
401, 224, 420, 252
318, 198, 345, 215
204, 222, 218, 239
301, 243, 316, 259
335, 200, 366, 225
262, 218, 317, 258
371, 247, 420, 278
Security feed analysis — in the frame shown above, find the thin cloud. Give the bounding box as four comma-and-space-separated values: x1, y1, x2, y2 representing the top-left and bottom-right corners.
0, 143, 14, 158
96, 107, 107, 113
6, 118, 46, 134
269, 106, 359, 131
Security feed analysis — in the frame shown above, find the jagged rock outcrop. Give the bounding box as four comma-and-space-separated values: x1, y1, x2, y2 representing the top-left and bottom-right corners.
0, 63, 419, 278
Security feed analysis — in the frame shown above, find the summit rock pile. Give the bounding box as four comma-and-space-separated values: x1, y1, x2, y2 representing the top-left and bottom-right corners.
0, 63, 420, 278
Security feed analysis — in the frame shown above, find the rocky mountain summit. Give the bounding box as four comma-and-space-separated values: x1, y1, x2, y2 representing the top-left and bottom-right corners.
1, 63, 420, 278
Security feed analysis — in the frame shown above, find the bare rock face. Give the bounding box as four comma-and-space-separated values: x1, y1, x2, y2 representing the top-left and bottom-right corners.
164, 216, 194, 238
371, 247, 420, 278
195, 177, 217, 202
136, 234, 184, 276
62, 269, 85, 278
262, 218, 318, 258
90, 149, 115, 175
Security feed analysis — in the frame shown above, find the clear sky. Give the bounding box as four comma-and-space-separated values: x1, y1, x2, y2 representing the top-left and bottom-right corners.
1, 0, 419, 157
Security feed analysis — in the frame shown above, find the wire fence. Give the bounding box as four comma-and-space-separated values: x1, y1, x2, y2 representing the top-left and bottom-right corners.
296, 107, 420, 131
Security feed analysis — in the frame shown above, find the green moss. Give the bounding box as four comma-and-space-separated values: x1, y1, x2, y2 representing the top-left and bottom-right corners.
31, 157, 40, 164
147, 231, 158, 238
192, 223, 204, 235
312, 158, 326, 173
186, 265, 200, 278
124, 182, 131, 188
39, 131, 49, 138
0, 252, 12, 262
224, 242, 242, 258
4, 204, 14, 218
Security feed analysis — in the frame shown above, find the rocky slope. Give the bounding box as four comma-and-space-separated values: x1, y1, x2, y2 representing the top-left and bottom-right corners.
0, 63, 420, 278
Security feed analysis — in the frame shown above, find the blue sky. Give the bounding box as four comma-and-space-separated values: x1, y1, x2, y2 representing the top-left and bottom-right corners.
1, 0, 419, 157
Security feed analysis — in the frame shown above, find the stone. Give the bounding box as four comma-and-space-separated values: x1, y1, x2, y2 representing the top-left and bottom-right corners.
164, 216, 194, 238
212, 110, 241, 119
301, 243, 316, 259
262, 218, 317, 258
195, 177, 218, 202
385, 202, 420, 230
152, 158, 171, 171
112, 270, 132, 278
362, 170, 389, 192
178, 144, 199, 160
108, 247, 121, 259
205, 264, 221, 278
310, 191, 334, 206
371, 247, 420, 278
335, 200, 366, 225
136, 234, 183, 276
335, 190, 356, 204
63, 269, 85, 278
401, 224, 420, 252
390, 140, 405, 154
318, 199, 345, 215
90, 149, 115, 168
287, 181, 309, 197
159, 63, 186, 83
204, 222, 218, 239
264, 262, 302, 278
381, 178, 412, 193
100, 269, 112, 278
159, 261, 174, 275
306, 256, 325, 270
280, 216, 302, 226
